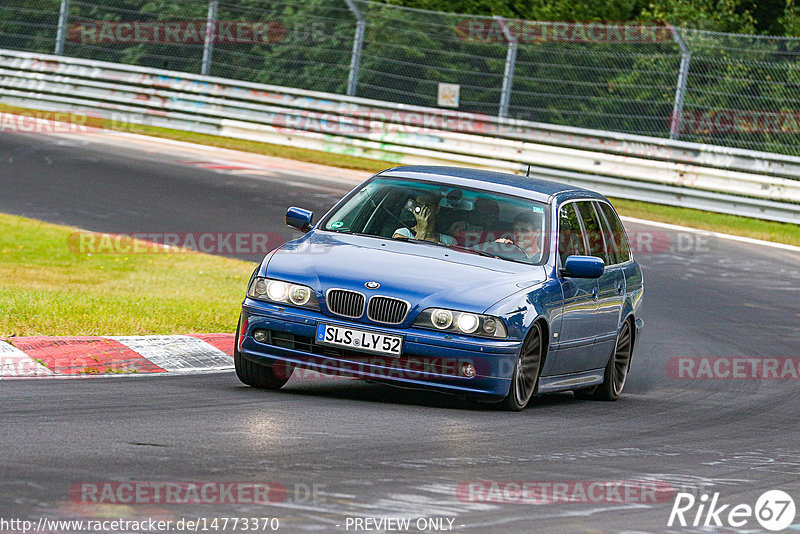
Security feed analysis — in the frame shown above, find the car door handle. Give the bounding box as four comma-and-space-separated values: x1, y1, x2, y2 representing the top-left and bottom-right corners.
616, 282, 624, 294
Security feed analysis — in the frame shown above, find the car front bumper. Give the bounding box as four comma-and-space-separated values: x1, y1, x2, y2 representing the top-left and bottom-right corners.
239, 299, 522, 399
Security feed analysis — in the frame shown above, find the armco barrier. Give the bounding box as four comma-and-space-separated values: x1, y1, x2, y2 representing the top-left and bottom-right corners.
0, 48, 798, 224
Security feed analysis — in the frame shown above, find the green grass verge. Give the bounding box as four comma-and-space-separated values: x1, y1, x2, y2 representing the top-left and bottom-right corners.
1, 104, 797, 247
610, 197, 800, 247
0, 213, 255, 337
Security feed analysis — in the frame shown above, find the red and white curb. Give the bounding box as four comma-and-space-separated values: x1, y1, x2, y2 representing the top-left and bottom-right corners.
0, 334, 234, 378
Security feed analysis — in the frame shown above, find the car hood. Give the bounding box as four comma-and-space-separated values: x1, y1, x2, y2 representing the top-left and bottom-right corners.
264, 231, 546, 314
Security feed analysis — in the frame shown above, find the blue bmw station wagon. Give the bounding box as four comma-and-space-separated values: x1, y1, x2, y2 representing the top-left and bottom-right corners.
235, 166, 643, 410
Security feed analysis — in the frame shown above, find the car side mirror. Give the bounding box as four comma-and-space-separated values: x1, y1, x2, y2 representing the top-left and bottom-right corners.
286, 207, 313, 233
561, 255, 604, 278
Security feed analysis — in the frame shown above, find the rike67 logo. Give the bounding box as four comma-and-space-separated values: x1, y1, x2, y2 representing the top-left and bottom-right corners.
668, 490, 796, 531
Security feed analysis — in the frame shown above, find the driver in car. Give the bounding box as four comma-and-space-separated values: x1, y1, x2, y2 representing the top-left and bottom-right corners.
496, 211, 543, 261
392, 192, 456, 246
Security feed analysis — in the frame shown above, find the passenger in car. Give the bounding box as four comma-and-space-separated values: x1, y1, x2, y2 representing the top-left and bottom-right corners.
392, 192, 456, 245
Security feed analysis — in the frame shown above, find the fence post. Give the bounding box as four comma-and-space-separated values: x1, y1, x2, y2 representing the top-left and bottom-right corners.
201, 0, 219, 76
669, 26, 691, 140
54, 0, 70, 55
495, 16, 517, 119
344, 0, 365, 97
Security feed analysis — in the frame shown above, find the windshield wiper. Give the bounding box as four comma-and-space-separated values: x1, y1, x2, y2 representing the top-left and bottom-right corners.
329, 229, 375, 238
450, 245, 498, 258
392, 236, 449, 247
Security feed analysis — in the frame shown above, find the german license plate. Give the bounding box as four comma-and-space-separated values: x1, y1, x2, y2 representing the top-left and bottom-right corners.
315, 324, 402, 355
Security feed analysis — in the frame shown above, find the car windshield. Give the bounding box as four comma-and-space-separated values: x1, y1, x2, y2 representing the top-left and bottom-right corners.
320, 177, 550, 265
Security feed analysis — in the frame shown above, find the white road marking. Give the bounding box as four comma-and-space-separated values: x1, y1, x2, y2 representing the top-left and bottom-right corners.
620, 215, 800, 253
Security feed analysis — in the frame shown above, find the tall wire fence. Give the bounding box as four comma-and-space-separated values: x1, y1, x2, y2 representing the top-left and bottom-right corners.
1, 0, 800, 156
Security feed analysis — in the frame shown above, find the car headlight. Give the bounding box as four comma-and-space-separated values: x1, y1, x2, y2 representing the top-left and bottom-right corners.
413, 308, 507, 338
248, 277, 319, 310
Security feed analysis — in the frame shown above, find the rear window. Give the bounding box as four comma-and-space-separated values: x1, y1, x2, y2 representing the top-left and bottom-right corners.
597, 202, 631, 264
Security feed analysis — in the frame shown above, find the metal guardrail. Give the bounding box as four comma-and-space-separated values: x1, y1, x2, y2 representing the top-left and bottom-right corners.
9, 0, 800, 156
0, 48, 798, 224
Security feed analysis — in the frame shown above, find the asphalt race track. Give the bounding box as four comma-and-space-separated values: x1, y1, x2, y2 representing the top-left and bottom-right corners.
1, 130, 799, 533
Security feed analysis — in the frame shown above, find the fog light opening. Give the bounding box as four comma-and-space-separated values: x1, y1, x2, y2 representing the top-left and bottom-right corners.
461, 362, 476, 378
253, 329, 269, 343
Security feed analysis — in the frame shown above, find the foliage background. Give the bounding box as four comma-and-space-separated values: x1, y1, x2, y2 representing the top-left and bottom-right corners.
1, 0, 799, 154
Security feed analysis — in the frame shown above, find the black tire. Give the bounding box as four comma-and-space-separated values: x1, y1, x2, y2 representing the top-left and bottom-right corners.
233, 316, 292, 390
500, 322, 544, 411
575, 319, 633, 401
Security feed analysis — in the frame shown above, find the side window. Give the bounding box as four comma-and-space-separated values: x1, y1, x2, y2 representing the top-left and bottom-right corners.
558, 203, 587, 266
594, 202, 620, 265
575, 201, 609, 264
598, 202, 631, 263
